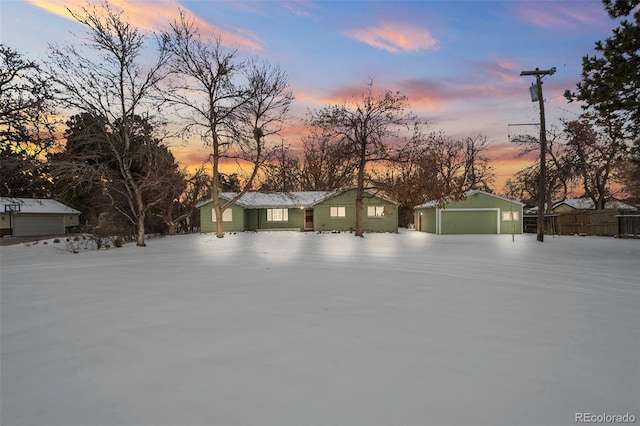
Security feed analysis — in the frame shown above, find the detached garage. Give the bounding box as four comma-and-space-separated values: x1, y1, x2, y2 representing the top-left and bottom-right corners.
414, 190, 524, 235
1, 198, 81, 237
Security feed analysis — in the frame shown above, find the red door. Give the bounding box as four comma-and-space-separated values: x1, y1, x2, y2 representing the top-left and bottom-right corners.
305, 209, 314, 230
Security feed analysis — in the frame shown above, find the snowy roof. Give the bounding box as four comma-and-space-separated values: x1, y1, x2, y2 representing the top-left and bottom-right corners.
220, 191, 337, 208
197, 189, 397, 209
0, 197, 81, 215
528, 197, 638, 212
196, 191, 338, 209
414, 190, 524, 209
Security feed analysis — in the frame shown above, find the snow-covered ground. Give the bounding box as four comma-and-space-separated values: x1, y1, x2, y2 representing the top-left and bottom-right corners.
1, 231, 638, 426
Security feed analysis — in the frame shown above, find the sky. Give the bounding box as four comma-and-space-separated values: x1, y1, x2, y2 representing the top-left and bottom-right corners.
0, 0, 621, 191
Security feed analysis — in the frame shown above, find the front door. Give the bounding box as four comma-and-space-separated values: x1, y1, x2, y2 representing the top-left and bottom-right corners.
305, 209, 314, 230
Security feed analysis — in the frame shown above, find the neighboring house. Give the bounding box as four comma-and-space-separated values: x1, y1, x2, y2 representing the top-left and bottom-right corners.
414, 190, 524, 235
197, 188, 398, 233
527, 197, 637, 214
0, 197, 81, 237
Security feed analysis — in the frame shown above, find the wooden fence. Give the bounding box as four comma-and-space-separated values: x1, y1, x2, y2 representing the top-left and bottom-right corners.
549, 209, 640, 238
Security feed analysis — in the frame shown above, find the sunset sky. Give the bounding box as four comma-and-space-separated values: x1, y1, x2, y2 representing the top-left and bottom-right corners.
1, 0, 619, 191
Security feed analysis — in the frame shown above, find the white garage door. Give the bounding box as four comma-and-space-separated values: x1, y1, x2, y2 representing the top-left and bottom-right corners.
12, 214, 64, 237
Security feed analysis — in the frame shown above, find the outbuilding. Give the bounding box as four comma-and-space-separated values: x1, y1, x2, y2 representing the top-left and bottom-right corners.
414, 190, 524, 235
0, 197, 81, 237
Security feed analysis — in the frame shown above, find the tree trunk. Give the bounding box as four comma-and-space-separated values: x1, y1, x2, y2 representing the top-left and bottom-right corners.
167, 221, 176, 236
355, 191, 364, 237
355, 142, 366, 238
136, 211, 146, 247
214, 202, 224, 238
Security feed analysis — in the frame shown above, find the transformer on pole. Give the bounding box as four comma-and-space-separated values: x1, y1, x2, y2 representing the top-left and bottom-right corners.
519, 67, 556, 242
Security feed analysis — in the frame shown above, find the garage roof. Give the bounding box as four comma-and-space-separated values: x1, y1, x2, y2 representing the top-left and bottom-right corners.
415, 190, 525, 209
1, 198, 81, 214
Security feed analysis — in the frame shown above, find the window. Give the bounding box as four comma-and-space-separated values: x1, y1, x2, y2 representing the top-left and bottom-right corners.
212, 209, 233, 222
267, 208, 288, 222
367, 206, 385, 217
330, 206, 346, 218
502, 211, 519, 221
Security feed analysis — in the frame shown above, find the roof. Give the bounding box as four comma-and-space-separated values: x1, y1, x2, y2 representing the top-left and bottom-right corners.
196, 188, 397, 209
0, 197, 81, 215
196, 191, 337, 209
528, 197, 638, 212
223, 191, 337, 208
414, 190, 525, 209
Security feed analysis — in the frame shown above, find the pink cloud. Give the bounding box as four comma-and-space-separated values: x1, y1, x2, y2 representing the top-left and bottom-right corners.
477, 59, 524, 84
27, 0, 263, 50
344, 21, 437, 53
517, 2, 608, 30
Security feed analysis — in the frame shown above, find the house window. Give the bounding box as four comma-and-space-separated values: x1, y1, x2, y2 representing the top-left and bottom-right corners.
212, 209, 233, 222
267, 208, 288, 222
367, 206, 385, 217
502, 211, 519, 221
330, 206, 346, 218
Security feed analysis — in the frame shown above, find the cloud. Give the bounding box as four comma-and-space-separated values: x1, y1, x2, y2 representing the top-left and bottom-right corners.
26, 0, 263, 50
279, 0, 317, 17
344, 21, 437, 53
516, 2, 608, 30
475, 59, 524, 84
397, 79, 449, 112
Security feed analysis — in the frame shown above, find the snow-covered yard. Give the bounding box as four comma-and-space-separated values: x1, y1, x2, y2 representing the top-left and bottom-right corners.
1, 231, 638, 426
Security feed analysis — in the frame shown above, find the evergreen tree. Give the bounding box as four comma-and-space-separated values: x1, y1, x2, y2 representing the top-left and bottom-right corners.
565, 0, 639, 198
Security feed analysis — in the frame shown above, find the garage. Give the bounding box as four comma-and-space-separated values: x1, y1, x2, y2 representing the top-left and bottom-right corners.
1, 198, 81, 237
12, 214, 65, 237
414, 190, 524, 235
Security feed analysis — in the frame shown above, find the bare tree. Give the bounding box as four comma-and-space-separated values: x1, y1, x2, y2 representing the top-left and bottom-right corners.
460, 134, 495, 191
46, 1, 169, 246
375, 124, 430, 226
259, 142, 303, 192
565, 119, 625, 208
0, 44, 60, 197
299, 128, 358, 191
509, 125, 575, 212
158, 165, 209, 235
162, 12, 293, 238
309, 80, 414, 237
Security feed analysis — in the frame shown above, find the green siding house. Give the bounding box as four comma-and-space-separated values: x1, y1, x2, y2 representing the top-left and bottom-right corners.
197, 188, 398, 234
414, 190, 524, 235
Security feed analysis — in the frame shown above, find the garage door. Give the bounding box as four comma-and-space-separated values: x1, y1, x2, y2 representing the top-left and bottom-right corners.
12, 214, 64, 237
441, 210, 498, 234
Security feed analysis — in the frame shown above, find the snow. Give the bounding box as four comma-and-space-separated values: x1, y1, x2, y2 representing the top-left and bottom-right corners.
203, 191, 338, 209
0, 197, 81, 214
1, 231, 638, 426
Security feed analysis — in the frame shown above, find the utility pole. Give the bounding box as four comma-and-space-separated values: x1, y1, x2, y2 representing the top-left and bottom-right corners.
520, 67, 555, 242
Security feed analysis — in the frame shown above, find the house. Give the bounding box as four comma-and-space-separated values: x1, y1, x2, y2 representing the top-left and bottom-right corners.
197, 188, 398, 233
0, 197, 81, 237
527, 197, 637, 214
414, 190, 524, 235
